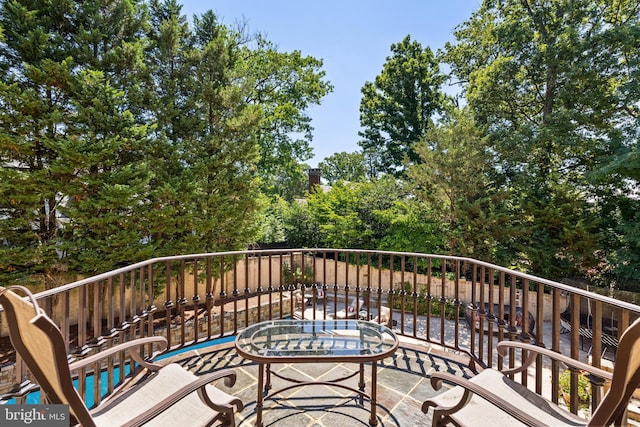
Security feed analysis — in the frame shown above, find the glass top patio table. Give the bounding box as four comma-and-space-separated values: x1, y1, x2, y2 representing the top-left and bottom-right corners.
235, 319, 398, 362
235, 319, 398, 427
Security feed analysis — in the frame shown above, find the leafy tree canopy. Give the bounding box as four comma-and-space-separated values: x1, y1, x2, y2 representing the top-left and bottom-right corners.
443, 0, 639, 280
358, 35, 449, 177
319, 151, 367, 184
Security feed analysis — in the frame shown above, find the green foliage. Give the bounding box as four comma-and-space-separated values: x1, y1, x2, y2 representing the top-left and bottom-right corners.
282, 261, 313, 285
391, 282, 463, 319
0, 0, 154, 282
308, 181, 364, 248
559, 370, 590, 408
282, 200, 323, 249
0, 0, 331, 283
359, 35, 449, 177
319, 151, 367, 184
374, 200, 445, 254
303, 176, 445, 252
256, 195, 287, 244
239, 37, 333, 197
443, 0, 640, 280
407, 107, 509, 262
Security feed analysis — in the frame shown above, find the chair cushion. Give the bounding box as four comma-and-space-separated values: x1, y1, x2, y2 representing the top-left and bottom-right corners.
428, 369, 586, 427
92, 363, 235, 426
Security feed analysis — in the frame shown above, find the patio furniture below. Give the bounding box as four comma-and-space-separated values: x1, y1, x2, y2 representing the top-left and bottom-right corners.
464, 302, 536, 335
372, 306, 392, 327
304, 289, 325, 306
335, 297, 364, 319
422, 316, 640, 426
560, 308, 619, 360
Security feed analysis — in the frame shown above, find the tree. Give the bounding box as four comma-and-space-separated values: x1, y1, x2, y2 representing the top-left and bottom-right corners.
358, 35, 448, 177
58, 1, 156, 274
0, 0, 332, 284
59, 70, 156, 274
308, 181, 364, 248
305, 176, 444, 252
282, 199, 322, 249
0, 0, 86, 284
239, 36, 333, 198
407, 108, 508, 262
145, 5, 263, 254
444, 0, 639, 279
595, 138, 640, 289
319, 151, 366, 184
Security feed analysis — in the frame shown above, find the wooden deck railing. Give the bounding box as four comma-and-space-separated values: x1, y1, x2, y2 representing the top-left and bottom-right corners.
1, 248, 639, 416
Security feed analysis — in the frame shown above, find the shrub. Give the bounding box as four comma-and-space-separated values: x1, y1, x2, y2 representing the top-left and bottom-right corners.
559, 370, 590, 408
390, 282, 463, 319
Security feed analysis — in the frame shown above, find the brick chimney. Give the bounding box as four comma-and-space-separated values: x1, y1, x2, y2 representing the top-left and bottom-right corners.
308, 168, 321, 192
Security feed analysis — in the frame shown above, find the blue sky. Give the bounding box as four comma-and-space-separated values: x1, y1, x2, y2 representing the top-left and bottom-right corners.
179, 1, 481, 167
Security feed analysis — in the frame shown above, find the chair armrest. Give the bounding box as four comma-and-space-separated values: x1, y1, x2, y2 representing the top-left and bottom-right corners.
69, 336, 168, 372
423, 371, 545, 426
120, 368, 243, 427
497, 341, 612, 380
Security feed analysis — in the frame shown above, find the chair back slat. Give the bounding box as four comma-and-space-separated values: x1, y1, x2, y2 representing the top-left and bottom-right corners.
590, 316, 640, 426
0, 286, 95, 426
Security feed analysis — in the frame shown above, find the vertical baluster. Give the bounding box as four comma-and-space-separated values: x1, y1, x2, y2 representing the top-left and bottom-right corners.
506, 275, 517, 379
256, 253, 262, 324
105, 277, 116, 398
77, 285, 87, 402
453, 260, 461, 350
244, 253, 250, 329
551, 286, 562, 404
439, 259, 447, 348
355, 252, 361, 320
267, 253, 273, 320
387, 254, 394, 331
178, 260, 186, 346
231, 254, 238, 333
117, 272, 127, 385
411, 256, 418, 339
426, 257, 432, 343
398, 255, 405, 334
497, 271, 506, 371
193, 258, 200, 343
147, 262, 156, 341
365, 253, 372, 321
322, 251, 328, 320
333, 251, 338, 318
206, 257, 213, 338
534, 281, 544, 395
219, 256, 226, 337
164, 261, 173, 349
468, 263, 477, 360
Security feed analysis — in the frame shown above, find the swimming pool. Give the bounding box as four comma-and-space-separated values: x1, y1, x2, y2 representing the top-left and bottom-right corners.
4, 335, 236, 407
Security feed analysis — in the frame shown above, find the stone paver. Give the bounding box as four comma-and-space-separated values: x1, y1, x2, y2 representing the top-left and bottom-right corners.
168, 340, 468, 427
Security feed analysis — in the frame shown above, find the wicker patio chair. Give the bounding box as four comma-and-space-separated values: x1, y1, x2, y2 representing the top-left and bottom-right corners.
0, 285, 243, 427
422, 316, 640, 426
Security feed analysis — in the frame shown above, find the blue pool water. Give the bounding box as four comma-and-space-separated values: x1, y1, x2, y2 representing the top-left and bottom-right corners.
5, 335, 235, 406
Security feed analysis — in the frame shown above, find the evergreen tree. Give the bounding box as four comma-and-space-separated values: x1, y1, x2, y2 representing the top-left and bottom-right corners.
407, 108, 508, 262
0, 0, 78, 285
58, 0, 155, 274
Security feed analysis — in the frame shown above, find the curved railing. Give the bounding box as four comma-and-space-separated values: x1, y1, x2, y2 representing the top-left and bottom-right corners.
2, 248, 639, 415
